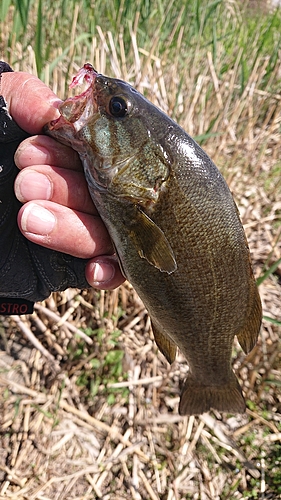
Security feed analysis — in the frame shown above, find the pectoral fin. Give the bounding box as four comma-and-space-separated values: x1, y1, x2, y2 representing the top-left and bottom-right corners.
129, 207, 177, 274
151, 322, 177, 364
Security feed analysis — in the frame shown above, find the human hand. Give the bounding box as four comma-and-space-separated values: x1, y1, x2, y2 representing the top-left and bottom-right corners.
0, 64, 124, 303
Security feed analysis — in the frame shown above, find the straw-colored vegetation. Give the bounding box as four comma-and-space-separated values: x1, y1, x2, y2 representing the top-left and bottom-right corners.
0, 0, 281, 498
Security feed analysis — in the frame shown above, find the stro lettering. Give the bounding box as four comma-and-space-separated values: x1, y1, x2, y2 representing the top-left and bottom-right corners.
0, 302, 28, 314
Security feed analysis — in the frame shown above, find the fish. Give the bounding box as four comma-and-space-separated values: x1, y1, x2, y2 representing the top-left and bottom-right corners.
45, 63, 262, 416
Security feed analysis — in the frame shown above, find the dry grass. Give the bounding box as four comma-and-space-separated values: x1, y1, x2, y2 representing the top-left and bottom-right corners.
0, 278, 280, 499
1, 17, 281, 500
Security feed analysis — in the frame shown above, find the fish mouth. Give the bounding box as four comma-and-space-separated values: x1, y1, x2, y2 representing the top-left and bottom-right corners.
46, 63, 99, 134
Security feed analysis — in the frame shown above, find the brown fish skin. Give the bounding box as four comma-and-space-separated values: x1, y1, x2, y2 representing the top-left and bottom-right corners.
45, 64, 262, 416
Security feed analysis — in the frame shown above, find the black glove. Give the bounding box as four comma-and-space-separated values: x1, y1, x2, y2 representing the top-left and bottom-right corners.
0, 61, 89, 313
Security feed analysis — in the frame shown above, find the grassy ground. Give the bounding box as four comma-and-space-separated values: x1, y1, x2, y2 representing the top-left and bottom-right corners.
0, 0, 281, 498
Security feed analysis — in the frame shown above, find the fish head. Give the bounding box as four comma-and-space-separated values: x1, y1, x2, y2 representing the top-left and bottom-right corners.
46, 63, 171, 205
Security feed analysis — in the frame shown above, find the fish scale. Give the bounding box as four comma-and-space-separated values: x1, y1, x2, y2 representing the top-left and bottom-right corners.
45, 64, 262, 416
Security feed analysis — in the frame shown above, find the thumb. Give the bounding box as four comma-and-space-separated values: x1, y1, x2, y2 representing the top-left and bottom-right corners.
1, 71, 61, 134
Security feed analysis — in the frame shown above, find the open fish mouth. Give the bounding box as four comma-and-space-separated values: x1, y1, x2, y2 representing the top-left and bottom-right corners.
47, 63, 98, 133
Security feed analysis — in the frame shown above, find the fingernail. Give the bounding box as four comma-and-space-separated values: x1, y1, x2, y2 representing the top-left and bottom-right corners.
16, 171, 52, 202
92, 262, 115, 284
15, 140, 50, 167
21, 203, 56, 235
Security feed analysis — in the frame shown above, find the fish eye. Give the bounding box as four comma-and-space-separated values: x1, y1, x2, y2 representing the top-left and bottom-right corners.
109, 96, 128, 117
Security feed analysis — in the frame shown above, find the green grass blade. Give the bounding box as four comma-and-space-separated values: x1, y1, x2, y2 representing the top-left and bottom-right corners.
1, 0, 12, 20
35, 0, 43, 76
256, 257, 281, 286
15, 0, 31, 29
202, 0, 222, 34
263, 315, 281, 326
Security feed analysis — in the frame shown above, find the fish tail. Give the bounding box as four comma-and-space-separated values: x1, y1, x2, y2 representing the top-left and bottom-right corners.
179, 372, 246, 416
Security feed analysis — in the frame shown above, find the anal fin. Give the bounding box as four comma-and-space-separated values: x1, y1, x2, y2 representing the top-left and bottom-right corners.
151, 322, 177, 364
236, 282, 262, 354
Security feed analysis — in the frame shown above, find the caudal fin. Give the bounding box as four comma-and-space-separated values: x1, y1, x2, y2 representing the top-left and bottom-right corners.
179, 372, 246, 416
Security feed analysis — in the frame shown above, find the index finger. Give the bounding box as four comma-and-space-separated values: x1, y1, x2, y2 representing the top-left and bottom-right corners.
1, 71, 61, 134
15, 135, 83, 171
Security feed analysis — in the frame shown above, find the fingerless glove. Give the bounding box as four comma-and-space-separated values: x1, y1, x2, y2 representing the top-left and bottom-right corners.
0, 61, 89, 311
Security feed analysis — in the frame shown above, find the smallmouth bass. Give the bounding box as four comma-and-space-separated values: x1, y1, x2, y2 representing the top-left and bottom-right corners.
45, 64, 262, 416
